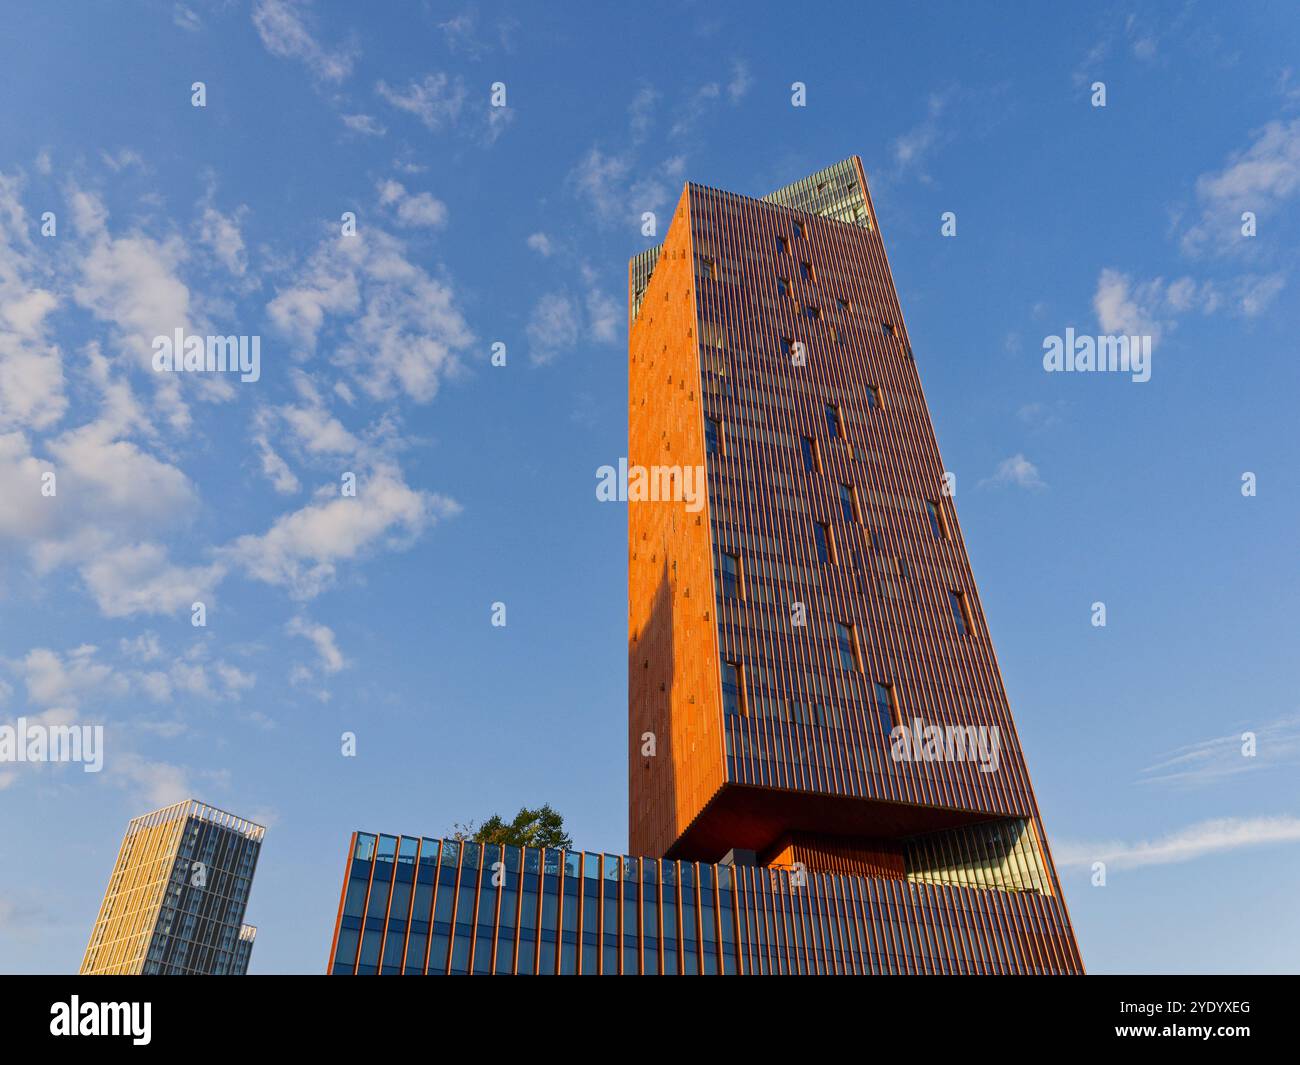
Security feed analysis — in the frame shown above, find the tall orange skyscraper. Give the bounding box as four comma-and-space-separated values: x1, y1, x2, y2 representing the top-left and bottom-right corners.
326, 158, 1082, 975
627, 157, 1083, 971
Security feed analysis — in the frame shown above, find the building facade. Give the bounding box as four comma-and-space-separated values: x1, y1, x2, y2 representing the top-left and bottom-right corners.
326, 831, 1076, 974
326, 157, 1083, 974
81, 799, 264, 975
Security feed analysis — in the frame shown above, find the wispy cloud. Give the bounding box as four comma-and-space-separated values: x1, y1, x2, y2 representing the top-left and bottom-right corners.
1139, 714, 1300, 788
1056, 815, 1300, 870
376, 73, 467, 132
252, 0, 355, 83
1181, 118, 1300, 256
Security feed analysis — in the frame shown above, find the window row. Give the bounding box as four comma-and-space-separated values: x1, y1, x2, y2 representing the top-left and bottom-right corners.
721, 655, 896, 737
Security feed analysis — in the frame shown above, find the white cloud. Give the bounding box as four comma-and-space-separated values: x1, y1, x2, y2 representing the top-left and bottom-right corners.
173, 4, 201, 32
569, 147, 676, 230
279, 396, 360, 457
981, 453, 1045, 491
80, 543, 224, 618
628, 86, 658, 142
1055, 816, 1300, 871
197, 204, 248, 276
1093, 267, 1284, 344
0, 433, 56, 541
438, 12, 489, 58
252, 0, 354, 83
341, 113, 385, 137
1139, 714, 1300, 788
19, 645, 128, 709
225, 465, 460, 598
526, 292, 580, 366
71, 198, 198, 429
376, 73, 467, 131
377, 179, 448, 229
267, 227, 473, 402
119, 632, 162, 662
891, 92, 950, 183
252, 407, 301, 495
110, 752, 193, 807
1182, 118, 1300, 255
586, 288, 620, 344
727, 60, 753, 104
1093, 268, 1172, 344
287, 615, 345, 673
0, 173, 67, 432
526, 232, 555, 257
99, 149, 147, 174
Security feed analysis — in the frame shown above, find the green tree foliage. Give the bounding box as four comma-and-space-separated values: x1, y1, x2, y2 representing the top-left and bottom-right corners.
451, 804, 574, 851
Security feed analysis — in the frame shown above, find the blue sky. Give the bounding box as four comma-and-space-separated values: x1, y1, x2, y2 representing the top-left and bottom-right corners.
1, 1, 1298, 975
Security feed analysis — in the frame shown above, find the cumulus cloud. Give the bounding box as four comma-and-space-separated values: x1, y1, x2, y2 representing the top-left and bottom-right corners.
0, 173, 67, 432
377, 179, 448, 229
80, 543, 224, 618
70, 192, 199, 429
19, 645, 128, 708
980, 453, 1045, 491
1093, 267, 1284, 347
225, 466, 460, 598
267, 226, 473, 402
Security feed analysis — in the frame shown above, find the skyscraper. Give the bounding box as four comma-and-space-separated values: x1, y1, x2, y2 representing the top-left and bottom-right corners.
629, 156, 1082, 970
81, 799, 264, 975
325, 158, 1083, 974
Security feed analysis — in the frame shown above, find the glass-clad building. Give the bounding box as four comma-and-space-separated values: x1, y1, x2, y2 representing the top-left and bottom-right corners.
81, 799, 264, 975
327, 831, 1079, 975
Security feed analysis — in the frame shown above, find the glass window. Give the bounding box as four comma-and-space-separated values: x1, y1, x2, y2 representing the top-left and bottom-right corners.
835, 622, 860, 673
825, 403, 841, 438
813, 522, 834, 564
882, 321, 895, 338
801, 436, 820, 473
721, 660, 745, 717
800, 260, 813, 281
949, 590, 970, 635
793, 221, 805, 239
776, 234, 787, 254
873, 682, 895, 734
926, 499, 947, 540
867, 384, 880, 409
777, 276, 790, 297
704, 416, 722, 456
803, 304, 821, 320
720, 553, 742, 599
839, 484, 858, 523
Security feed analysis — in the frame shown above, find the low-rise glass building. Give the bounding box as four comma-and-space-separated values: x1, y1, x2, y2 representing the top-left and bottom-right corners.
328, 831, 1078, 975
